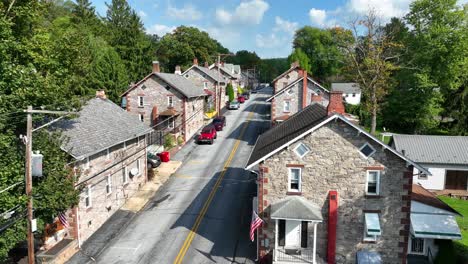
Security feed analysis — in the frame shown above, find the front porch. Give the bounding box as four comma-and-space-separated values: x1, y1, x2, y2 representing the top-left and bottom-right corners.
274, 247, 326, 264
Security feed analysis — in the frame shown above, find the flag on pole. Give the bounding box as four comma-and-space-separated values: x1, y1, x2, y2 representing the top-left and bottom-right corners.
58, 212, 69, 228
250, 210, 263, 242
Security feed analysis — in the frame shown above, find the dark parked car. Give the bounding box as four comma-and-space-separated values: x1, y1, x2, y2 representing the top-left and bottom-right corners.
242, 92, 250, 100
147, 152, 161, 169
238, 95, 245, 103
212, 116, 226, 131
198, 125, 217, 144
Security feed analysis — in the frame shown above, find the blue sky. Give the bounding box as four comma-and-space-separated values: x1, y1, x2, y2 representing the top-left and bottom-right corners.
90, 0, 428, 58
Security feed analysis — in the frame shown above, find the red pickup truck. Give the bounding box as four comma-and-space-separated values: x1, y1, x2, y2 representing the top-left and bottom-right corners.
198, 125, 217, 144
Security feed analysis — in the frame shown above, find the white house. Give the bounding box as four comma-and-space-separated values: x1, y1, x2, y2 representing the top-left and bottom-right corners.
392, 135, 468, 191
331, 83, 361, 105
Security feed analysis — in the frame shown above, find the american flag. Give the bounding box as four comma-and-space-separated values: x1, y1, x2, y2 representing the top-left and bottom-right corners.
250, 210, 263, 242
58, 212, 69, 228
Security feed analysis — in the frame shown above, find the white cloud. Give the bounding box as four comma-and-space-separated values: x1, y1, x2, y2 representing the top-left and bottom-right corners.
309, 8, 327, 26
347, 0, 413, 19
138, 10, 147, 18
255, 33, 282, 48
146, 24, 176, 36
215, 0, 269, 26
273, 16, 298, 35
167, 4, 202, 21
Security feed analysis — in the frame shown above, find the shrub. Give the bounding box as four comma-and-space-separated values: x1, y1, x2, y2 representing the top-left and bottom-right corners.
237, 86, 243, 95
227, 83, 235, 102
164, 134, 176, 149
177, 135, 184, 145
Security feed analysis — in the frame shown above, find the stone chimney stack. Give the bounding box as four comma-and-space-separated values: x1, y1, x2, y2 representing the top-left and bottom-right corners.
152, 61, 160, 73
327, 91, 345, 115
193, 58, 198, 66
291, 61, 299, 68
204, 62, 209, 68
96, 90, 106, 99
175, 65, 182, 75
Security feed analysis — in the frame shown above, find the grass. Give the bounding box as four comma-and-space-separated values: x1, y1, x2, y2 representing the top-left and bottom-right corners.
362, 127, 393, 144
437, 196, 468, 262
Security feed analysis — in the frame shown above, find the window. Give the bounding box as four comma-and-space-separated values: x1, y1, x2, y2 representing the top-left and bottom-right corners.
288, 167, 301, 192
84, 186, 92, 208
137, 159, 141, 176
352, 93, 356, 97
359, 143, 376, 158
410, 236, 425, 254
366, 170, 380, 195
364, 213, 381, 242
168, 118, 175, 129
106, 175, 112, 195
283, 101, 291, 112
294, 143, 310, 158
123, 167, 128, 184
168, 96, 174, 107
83, 157, 90, 169
287, 88, 293, 95
139, 114, 144, 122
138, 96, 144, 107
203, 82, 208, 88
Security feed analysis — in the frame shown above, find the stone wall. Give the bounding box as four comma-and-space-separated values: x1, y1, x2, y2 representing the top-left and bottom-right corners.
184, 67, 227, 112
75, 136, 147, 244
258, 120, 410, 263
184, 97, 205, 141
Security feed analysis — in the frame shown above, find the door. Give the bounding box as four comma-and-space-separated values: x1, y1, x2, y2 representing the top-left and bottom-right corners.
445, 170, 468, 190
285, 220, 301, 248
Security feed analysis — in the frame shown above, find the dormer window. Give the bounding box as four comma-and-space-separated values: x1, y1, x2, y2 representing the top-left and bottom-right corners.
294, 143, 310, 158
359, 143, 376, 158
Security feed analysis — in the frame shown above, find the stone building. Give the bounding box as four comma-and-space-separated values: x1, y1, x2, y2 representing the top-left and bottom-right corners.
245, 93, 430, 264
122, 61, 206, 142
182, 58, 227, 113
209, 62, 241, 93
52, 91, 149, 248
269, 62, 330, 124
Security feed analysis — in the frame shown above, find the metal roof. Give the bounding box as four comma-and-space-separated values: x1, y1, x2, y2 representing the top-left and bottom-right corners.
331, 83, 361, 94
55, 98, 149, 159
270, 196, 323, 221
392, 134, 468, 165
411, 213, 462, 240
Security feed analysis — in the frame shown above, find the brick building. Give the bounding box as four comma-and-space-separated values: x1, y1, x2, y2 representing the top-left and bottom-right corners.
245, 93, 430, 263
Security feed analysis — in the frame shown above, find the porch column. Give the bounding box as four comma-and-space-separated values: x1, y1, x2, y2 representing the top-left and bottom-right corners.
313, 222, 317, 264
275, 219, 278, 262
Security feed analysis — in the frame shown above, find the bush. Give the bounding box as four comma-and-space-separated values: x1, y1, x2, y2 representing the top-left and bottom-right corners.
237, 86, 243, 95
435, 240, 458, 264
164, 134, 176, 149
227, 83, 235, 102
177, 135, 184, 145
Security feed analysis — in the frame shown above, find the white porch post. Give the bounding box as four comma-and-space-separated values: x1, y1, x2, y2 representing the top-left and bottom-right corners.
275, 219, 278, 262
313, 222, 317, 264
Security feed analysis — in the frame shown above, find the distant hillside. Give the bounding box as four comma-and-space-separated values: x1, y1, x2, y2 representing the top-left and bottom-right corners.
259, 58, 289, 83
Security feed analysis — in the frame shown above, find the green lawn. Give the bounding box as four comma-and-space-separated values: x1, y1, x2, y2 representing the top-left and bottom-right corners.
438, 196, 468, 261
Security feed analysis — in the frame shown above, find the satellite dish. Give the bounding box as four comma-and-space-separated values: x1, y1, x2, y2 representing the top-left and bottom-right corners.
130, 168, 139, 176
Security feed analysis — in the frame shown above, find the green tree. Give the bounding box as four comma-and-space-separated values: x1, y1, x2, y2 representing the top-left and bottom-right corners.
227, 83, 235, 102
226, 50, 261, 70
288, 48, 311, 72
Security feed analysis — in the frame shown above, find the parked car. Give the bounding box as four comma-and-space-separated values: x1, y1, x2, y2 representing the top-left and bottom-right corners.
229, 100, 240, 110
147, 152, 161, 169
238, 95, 245, 103
251, 89, 257, 94
212, 116, 226, 131
242, 92, 250, 100
198, 125, 217, 144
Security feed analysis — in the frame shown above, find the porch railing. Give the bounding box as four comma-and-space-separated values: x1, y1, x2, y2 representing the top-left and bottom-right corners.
275, 247, 314, 263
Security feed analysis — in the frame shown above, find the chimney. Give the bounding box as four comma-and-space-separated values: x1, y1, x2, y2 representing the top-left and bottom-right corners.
193, 58, 198, 66
175, 65, 181, 75
302, 71, 308, 109
327, 91, 345, 115
204, 61, 209, 68
96, 90, 106, 99
311, 93, 322, 102
221, 61, 224, 67
291, 61, 299, 69
327, 191, 338, 264
152, 61, 160, 73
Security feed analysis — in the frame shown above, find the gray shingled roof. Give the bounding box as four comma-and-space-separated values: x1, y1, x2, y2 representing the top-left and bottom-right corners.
392, 134, 468, 165
193, 66, 225, 83
331, 83, 361, 94
270, 196, 323, 221
246, 103, 328, 167
155, 72, 206, 98
55, 98, 150, 159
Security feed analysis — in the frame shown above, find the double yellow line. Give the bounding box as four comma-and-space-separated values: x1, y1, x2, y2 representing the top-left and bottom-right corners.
173, 106, 257, 264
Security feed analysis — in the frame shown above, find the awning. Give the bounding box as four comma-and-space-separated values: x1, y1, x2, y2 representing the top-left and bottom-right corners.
411, 213, 462, 240
365, 213, 381, 236
204, 89, 215, 96
159, 108, 180, 116
356, 251, 381, 264
270, 196, 322, 221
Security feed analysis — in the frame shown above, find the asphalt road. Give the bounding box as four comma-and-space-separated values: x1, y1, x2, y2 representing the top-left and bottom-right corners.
93, 88, 271, 264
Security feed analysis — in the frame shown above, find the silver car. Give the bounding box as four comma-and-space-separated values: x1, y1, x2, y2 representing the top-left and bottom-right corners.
229, 100, 240, 110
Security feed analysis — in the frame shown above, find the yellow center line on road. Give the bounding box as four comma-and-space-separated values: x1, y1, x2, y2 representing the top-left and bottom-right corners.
173, 105, 258, 264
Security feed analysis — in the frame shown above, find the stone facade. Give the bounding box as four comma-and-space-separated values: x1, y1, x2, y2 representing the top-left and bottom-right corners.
73, 136, 147, 244
125, 75, 205, 141
257, 120, 411, 264
184, 67, 227, 112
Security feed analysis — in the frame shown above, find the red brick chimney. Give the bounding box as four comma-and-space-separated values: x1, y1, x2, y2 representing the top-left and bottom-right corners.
302, 71, 308, 109
175, 65, 181, 75
96, 90, 106, 99
193, 58, 198, 66
152, 61, 160, 73
327, 91, 345, 115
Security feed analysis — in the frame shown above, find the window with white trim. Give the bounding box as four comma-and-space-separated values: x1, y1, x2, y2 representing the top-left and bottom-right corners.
359, 143, 376, 158
123, 167, 128, 184
168, 96, 174, 107
366, 170, 380, 195
106, 175, 112, 195
283, 101, 291, 112
288, 167, 301, 192
84, 186, 92, 208
203, 82, 208, 88
168, 118, 175, 129
139, 114, 144, 122
138, 96, 144, 107
363, 213, 381, 242
83, 157, 90, 169
294, 143, 310, 158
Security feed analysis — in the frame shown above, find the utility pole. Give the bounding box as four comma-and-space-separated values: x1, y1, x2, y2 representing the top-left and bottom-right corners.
217, 55, 221, 117
25, 106, 34, 264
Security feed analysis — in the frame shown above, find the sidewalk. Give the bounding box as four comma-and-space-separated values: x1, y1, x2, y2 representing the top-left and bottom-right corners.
66, 160, 182, 264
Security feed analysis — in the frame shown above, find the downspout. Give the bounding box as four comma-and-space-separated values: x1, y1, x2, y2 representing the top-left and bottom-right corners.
328, 190, 338, 264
